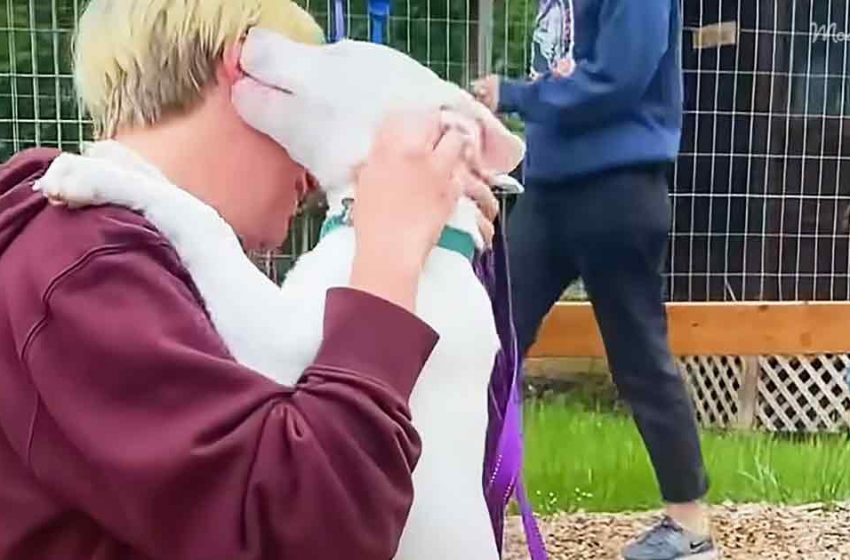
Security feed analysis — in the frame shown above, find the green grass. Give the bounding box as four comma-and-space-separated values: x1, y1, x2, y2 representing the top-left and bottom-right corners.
523, 398, 850, 514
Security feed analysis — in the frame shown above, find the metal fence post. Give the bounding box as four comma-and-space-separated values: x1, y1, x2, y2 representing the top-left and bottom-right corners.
477, 0, 494, 77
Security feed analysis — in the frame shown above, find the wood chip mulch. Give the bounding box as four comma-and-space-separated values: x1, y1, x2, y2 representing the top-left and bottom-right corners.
503, 503, 850, 559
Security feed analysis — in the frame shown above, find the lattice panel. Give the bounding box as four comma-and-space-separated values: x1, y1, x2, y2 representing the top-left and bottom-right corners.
679, 356, 743, 428
677, 353, 850, 432
756, 354, 850, 433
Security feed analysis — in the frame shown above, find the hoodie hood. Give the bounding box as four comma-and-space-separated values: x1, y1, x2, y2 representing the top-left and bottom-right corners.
0, 148, 60, 256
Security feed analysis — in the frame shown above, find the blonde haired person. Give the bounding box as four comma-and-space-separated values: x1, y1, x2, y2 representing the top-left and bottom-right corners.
0, 1, 497, 559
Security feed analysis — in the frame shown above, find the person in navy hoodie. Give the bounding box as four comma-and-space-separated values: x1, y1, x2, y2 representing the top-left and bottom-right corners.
474, 1, 718, 558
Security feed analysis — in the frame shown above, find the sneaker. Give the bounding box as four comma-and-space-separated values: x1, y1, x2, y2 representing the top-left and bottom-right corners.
622, 516, 719, 560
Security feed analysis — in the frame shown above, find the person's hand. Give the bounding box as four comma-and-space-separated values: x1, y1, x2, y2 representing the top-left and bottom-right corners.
471, 75, 500, 113
553, 56, 576, 78
350, 111, 478, 311
436, 111, 499, 249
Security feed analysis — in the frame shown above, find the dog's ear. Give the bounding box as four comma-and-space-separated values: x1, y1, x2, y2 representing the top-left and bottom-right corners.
463, 97, 526, 175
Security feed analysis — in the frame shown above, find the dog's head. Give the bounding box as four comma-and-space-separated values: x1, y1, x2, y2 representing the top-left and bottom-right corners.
233, 28, 525, 194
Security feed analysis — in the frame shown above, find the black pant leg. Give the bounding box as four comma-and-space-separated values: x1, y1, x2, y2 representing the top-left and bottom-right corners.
507, 186, 579, 356
569, 166, 709, 503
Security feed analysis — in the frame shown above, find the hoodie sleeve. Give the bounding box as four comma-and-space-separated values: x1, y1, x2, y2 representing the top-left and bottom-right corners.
498, 0, 672, 126
22, 245, 437, 560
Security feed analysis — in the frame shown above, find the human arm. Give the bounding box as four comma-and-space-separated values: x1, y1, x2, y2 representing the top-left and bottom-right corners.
481, 0, 673, 126
22, 243, 436, 560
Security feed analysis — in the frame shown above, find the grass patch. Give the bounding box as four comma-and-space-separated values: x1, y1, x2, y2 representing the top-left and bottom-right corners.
523, 398, 850, 514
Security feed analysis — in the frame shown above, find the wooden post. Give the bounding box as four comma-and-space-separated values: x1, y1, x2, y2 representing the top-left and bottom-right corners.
530, 302, 850, 357
736, 356, 760, 430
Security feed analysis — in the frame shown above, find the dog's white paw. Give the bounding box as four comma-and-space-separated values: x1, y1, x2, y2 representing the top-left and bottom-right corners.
33, 153, 114, 209
34, 153, 160, 212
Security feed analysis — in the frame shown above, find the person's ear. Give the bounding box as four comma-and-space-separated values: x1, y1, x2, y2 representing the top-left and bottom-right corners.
220, 40, 246, 85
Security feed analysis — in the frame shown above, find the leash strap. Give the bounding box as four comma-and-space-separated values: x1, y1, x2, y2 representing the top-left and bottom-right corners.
476, 218, 548, 560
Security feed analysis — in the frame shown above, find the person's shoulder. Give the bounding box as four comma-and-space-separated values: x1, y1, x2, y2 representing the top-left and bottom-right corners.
1, 192, 192, 319
34, 201, 175, 267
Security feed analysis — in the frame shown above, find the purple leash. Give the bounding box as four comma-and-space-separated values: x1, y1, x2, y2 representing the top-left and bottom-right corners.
475, 218, 548, 560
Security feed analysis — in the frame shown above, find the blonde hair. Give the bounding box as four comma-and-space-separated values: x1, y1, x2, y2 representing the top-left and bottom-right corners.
74, 0, 324, 138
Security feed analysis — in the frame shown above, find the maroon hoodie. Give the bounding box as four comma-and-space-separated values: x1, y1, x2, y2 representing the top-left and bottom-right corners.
0, 149, 438, 560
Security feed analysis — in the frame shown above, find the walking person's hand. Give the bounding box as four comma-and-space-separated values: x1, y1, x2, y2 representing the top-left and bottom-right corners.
471, 75, 500, 113
552, 56, 576, 78
351, 110, 496, 311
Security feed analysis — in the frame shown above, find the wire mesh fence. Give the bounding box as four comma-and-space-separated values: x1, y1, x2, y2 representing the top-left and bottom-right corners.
2, 0, 850, 302
1, 0, 90, 158
673, 0, 850, 302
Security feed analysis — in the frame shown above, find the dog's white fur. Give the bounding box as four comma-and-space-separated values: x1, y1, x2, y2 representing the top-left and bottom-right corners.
35, 30, 525, 560
234, 29, 525, 239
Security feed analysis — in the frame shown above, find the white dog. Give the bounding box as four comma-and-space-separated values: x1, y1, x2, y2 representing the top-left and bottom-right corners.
35, 29, 525, 560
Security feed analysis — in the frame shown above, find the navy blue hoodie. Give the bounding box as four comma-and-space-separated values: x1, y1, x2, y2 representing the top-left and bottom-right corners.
498, 0, 683, 183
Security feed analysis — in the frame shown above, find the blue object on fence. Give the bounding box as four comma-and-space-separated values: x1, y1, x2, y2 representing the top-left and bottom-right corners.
331, 0, 389, 44
368, 0, 391, 44
475, 218, 549, 560
332, 0, 346, 41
